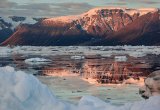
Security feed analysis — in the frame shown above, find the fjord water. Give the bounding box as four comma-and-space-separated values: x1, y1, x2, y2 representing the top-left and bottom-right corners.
0, 46, 160, 105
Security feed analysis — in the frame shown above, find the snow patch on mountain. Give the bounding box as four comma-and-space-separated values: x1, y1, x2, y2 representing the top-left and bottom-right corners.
43, 7, 158, 23
44, 15, 80, 23
124, 8, 158, 16
0, 16, 37, 30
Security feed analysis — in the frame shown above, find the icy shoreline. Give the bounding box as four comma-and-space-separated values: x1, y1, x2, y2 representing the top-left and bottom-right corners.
0, 66, 160, 110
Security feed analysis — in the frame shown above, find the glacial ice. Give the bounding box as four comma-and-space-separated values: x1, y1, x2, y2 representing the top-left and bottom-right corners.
0, 66, 160, 110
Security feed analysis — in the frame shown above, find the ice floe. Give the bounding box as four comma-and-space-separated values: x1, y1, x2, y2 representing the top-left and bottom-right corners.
115, 56, 127, 62
25, 58, 51, 65
70, 55, 85, 60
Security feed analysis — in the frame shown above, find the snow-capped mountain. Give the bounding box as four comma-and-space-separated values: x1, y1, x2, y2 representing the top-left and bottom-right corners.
1, 7, 160, 46
42, 7, 158, 36
0, 16, 44, 43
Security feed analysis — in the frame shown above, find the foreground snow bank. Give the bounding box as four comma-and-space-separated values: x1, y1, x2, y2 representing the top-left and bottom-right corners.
0, 66, 160, 110
0, 66, 75, 110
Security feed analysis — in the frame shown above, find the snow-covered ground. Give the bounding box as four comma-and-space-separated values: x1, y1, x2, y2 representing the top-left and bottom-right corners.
0, 66, 160, 110
0, 46, 160, 57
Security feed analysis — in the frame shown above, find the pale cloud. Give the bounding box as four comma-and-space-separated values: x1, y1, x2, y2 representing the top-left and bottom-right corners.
106, 2, 127, 6
0, 0, 17, 8
0, 1, 94, 17
118, 0, 160, 4
0, 0, 159, 17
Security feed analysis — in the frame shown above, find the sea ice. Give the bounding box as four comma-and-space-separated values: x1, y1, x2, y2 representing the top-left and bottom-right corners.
0, 66, 160, 110
0, 46, 160, 58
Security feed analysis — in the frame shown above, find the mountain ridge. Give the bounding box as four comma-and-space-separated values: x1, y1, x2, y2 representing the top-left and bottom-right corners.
1, 7, 160, 46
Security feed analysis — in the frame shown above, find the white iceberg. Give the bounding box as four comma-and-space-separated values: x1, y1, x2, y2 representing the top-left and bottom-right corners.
25, 58, 51, 65
0, 66, 160, 110
129, 51, 146, 58
115, 56, 127, 62
70, 55, 85, 60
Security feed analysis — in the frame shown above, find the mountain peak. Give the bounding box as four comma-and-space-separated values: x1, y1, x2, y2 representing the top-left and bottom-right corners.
42, 7, 159, 24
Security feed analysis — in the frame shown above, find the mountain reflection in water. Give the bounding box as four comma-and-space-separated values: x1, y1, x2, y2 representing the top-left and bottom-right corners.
0, 52, 159, 83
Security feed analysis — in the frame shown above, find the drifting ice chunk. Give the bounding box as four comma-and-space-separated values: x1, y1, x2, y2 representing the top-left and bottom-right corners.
129, 52, 146, 58
25, 57, 51, 65
115, 56, 127, 62
70, 55, 85, 60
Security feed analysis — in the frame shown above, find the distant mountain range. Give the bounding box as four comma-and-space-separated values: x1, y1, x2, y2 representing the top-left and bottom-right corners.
0, 16, 45, 43
1, 7, 160, 46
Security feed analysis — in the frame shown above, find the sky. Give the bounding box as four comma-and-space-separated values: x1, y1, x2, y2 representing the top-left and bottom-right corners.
0, 0, 160, 17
